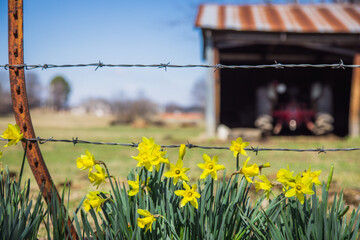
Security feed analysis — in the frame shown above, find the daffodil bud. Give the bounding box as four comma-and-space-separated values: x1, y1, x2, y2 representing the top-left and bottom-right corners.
137, 209, 157, 233
179, 144, 186, 160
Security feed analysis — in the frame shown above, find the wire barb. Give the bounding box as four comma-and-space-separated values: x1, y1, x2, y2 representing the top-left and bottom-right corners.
317, 145, 327, 154
252, 146, 260, 155
72, 137, 78, 146
159, 62, 170, 71
274, 61, 284, 69
333, 59, 345, 70
95, 61, 104, 71
38, 136, 53, 144
41, 64, 48, 70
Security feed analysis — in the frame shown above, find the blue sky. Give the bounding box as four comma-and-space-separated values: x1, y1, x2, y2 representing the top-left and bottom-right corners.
0, 0, 213, 106
1, 0, 319, 106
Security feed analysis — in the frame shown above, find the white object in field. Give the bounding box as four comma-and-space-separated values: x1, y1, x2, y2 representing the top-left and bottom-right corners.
217, 124, 231, 141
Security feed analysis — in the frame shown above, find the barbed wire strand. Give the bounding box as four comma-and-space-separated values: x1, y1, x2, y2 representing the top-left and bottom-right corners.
0, 60, 356, 71
2, 137, 360, 154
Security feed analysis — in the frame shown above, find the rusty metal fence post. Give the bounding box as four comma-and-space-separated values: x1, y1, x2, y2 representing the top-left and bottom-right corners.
7, 0, 78, 238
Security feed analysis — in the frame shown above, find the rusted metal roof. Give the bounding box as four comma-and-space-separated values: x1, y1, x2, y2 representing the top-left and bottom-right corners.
195, 4, 360, 33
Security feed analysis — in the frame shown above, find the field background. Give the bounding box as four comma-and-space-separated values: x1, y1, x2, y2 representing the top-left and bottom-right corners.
1, 110, 360, 209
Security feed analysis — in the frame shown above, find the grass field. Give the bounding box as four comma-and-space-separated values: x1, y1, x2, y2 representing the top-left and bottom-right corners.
1, 110, 360, 209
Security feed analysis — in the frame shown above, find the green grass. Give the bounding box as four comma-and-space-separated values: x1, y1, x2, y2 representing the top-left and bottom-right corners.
1, 111, 360, 209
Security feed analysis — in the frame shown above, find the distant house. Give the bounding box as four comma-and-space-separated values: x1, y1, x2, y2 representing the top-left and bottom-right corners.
72, 98, 112, 117
196, 4, 360, 137
157, 111, 204, 127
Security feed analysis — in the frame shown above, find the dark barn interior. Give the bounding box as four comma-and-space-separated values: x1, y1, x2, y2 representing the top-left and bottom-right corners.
219, 44, 352, 136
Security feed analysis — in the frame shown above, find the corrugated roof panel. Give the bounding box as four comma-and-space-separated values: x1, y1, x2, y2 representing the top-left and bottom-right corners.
286, 7, 317, 32
195, 3, 360, 34
225, 6, 241, 30
254, 5, 272, 31
238, 5, 255, 31
278, 5, 303, 32
343, 6, 360, 31
265, 6, 286, 31
302, 5, 333, 32
197, 5, 218, 30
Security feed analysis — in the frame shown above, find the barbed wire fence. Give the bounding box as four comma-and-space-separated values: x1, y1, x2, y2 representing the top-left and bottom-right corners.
0, 60, 356, 71
1, 137, 360, 154
1, 60, 360, 156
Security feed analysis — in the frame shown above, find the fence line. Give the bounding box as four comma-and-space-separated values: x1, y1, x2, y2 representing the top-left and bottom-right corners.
2, 137, 360, 154
0, 60, 357, 71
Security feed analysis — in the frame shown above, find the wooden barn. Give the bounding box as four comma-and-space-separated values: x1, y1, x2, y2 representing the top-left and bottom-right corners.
195, 3, 360, 137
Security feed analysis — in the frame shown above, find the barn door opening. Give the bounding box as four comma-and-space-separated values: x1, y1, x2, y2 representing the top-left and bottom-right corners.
219, 44, 352, 136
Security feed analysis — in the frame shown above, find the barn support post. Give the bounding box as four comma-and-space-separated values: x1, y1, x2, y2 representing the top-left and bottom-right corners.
214, 49, 221, 128
7, 0, 78, 238
349, 54, 360, 137
205, 30, 217, 137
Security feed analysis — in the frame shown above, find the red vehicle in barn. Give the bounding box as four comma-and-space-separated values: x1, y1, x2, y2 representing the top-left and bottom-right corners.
255, 81, 334, 135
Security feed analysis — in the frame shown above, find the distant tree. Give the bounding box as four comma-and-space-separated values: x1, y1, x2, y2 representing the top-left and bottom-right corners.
25, 72, 42, 108
48, 76, 71, 111
0, 74, 13, 115
164, 103, 184, 113
111, 94, 158, 124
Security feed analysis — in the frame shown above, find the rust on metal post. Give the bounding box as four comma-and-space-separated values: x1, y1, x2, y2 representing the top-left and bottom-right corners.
8, 0, 78, 239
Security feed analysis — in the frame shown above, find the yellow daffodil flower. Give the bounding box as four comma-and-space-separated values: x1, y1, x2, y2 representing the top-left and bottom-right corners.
137, 209, 157, 233
1, 124, 23, 147
0, 151, 2, 158
164, 159, 190, 185
88, 164, 108, 188
154, 145, 169, 171
302, 166, 321, 186
133, 151, 156, 171
255, 175, 273, 199
132, 137, 169, 172
127, 176, 150, 196
198, 154, 225, 181
137, 137, 155, 151
239, 157, 259, 183
164, 144, 189, 184
83, 191, 106, 212
285, 174, 314, 204
76, 150, 96, 171
230, 137, 249, 157
277, 165, 295, 187
128, 176, 140, 196
174, 181, 201, 209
